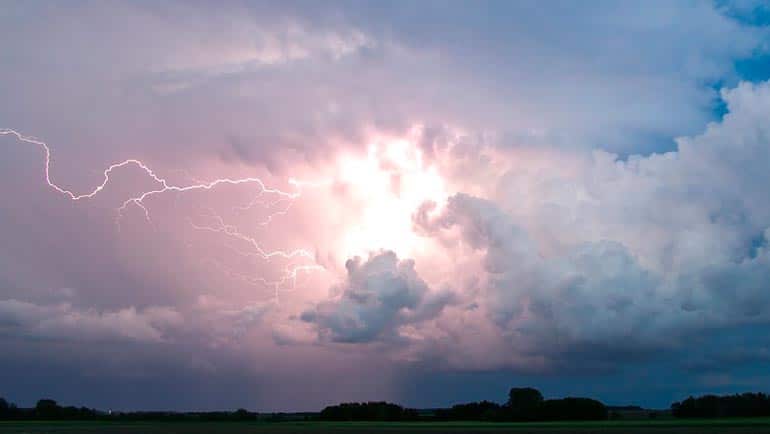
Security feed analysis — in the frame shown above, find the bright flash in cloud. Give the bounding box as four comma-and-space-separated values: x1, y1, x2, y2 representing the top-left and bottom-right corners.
336, 139, 449, 259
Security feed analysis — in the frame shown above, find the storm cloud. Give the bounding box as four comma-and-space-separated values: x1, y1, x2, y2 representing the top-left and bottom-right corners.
302, 251, 454, 343
1, 0, 770, 411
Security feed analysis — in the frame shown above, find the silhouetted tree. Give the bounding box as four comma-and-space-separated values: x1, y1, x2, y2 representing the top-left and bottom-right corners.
35, 399, 60, 419
436, 401, 502, 421
234, 408, 253, 420
433, 388, 607, 422
0, 397, 9, 419
538, 397, 607, 421
1, 399, 23, 420
319, 402, 418, 421
672, 393, 770, 418
506, 387, 544, 420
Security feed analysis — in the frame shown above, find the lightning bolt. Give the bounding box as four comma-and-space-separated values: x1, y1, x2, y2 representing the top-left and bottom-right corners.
1, 128, 323, 300
232, 192, 295, 226
189, 211, 312, 260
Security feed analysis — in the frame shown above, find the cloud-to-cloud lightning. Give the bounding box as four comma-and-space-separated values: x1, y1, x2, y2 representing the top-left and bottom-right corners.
0, 128, 322, 296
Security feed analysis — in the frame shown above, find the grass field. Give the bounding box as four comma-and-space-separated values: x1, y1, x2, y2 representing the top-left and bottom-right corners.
4, 419, 770, 434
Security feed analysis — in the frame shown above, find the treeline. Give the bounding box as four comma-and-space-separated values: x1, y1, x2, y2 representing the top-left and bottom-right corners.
0, 398, 99, 420
0, 398, 274, 422
103, 409, 261, 422
10, 390, 770, 422
672, 393, 770, 418
434, 388, 607, 421
319, 402, 418, 421
320, 388, 607, 422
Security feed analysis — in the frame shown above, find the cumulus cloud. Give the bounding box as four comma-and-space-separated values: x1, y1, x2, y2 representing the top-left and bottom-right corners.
412, 80, 770, 371
417, 195, 668, 364
302, 251, 454, 343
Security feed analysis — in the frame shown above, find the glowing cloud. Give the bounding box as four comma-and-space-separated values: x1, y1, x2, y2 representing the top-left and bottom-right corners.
335, 139, 450, 259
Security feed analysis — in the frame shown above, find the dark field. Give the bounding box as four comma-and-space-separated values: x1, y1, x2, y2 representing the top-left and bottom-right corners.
4, 420, 770, 434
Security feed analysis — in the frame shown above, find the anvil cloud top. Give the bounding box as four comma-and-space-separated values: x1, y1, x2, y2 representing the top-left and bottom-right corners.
2, 0, 770, 411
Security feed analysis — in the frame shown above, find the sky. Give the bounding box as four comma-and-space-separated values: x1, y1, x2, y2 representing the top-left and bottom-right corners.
1, 0, 770, 412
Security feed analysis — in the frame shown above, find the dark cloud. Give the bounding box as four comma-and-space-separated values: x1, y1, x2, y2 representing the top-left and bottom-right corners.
302, 251, 454, 343
0, 299, 181, 343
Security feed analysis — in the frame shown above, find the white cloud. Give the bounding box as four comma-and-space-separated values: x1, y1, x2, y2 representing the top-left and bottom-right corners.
412, 80, 770, 370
